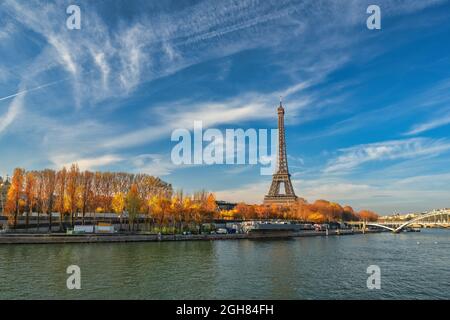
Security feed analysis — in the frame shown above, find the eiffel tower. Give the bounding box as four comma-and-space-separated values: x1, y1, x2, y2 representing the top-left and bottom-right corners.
264, 99, 298, 205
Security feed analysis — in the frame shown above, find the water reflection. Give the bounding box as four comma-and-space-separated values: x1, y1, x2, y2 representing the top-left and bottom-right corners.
0, 229, 448, 299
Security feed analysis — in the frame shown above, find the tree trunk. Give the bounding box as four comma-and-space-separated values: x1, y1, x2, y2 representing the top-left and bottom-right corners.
13, 212, 18, 230
59, 213, 64, 232
48, 212, 52, 232
26, 208, 31, 231
37, 212, 40, 232
13, 198, 19, 229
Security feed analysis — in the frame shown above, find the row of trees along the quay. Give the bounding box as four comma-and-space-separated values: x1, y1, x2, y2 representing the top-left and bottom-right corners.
221, 199, 379, 223
3, 165, 213, 232
3, 165, 378, 233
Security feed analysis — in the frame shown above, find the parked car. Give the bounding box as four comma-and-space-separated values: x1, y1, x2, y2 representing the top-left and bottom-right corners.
216, 228, 228, 234
314, 224, 329, 231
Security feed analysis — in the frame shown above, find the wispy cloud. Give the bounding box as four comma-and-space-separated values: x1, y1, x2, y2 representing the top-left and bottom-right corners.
0, 91, 23, 134
303, 76, 450, 142
130, 154, 177, 176
406, 113, 450, 135
50, 152, 180, 176
50, 154, 123, 171
324, 138, 450, 173
4, 0, 438, 109
0, 0, 310, 107
403, 80, 450, 135
104, 82, 313, 149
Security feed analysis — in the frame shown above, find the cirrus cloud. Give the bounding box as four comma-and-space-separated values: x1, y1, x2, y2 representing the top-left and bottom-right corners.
324, 138, 450, 174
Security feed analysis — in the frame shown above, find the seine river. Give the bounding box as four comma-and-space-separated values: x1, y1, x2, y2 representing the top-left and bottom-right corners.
0, 229, 448, 299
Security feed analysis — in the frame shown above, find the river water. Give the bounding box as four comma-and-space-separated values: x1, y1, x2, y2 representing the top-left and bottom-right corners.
0, 229, 448, 299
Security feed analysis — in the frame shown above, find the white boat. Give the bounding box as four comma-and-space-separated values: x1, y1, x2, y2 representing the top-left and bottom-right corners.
242, 220, 301, 233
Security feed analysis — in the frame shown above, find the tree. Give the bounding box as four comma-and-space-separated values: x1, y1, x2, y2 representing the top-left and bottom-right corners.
171, 190, 185, 232
358, 210, 378, 222
112, 192, 125, 230
35, 171, 44, 231
290, 198, 309, 221
329, 202, 344, 221
205, 193, 218, 219
99, 172, 114, 213
234, 203, 248, 220
148, 195, 160, 230
24, 171, 37, 230
55, 167, 67, 231
79, 170, 93, 225
42, 170, 56, 232
311, 200, 333, 222
5, 168, 25, 229
92, 172, 103, 224
308, 211, 325, 223
126, 184, 141, 231
343, 206, 357, 221
66, 164, 80, 227
182, 197, 193, 229
255, 205, 271, 220
148, 194, 171, 231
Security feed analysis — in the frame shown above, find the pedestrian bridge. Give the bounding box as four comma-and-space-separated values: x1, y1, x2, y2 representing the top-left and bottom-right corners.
349, 209, 450, 233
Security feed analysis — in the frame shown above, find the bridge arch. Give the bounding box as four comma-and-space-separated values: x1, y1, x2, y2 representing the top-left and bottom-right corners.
365, 223, 396, 232
363, 209, 449, 233
394, 210, 449, 232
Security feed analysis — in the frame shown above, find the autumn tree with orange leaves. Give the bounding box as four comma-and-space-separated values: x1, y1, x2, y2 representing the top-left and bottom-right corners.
357, 210, 378, 222
5, 168, 25, 228
3, 165, 378, 233
223, 199, 375, 223
24, 171, 36, 229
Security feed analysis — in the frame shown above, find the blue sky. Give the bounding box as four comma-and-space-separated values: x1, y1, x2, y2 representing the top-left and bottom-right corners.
1, 0, 450, 214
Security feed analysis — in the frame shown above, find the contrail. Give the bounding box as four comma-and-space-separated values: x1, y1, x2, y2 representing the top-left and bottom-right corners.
0, 78, 69, 102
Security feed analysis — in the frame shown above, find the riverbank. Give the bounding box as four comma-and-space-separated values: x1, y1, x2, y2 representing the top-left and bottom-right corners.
0, 229, 383, 244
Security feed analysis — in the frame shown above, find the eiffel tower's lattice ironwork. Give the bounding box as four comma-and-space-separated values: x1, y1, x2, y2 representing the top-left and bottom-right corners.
264, 101, 298, 205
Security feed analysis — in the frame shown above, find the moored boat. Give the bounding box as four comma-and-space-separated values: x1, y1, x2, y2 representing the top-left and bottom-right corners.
242, 220, 301, 233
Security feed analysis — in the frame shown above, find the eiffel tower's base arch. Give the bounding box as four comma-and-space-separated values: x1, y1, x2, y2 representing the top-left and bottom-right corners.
263, 195, 298, 205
